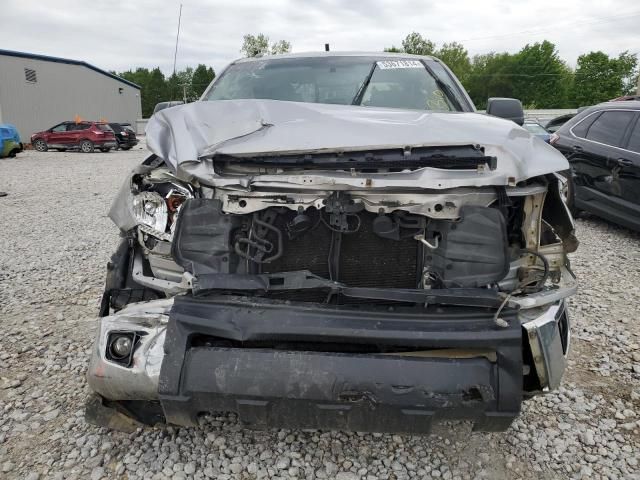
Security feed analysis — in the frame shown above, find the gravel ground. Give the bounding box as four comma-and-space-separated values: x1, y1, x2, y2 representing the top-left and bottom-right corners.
1, 146, 639, 480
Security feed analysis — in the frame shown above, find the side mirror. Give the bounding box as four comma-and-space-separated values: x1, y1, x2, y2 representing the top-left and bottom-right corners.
486, 97, 524, 126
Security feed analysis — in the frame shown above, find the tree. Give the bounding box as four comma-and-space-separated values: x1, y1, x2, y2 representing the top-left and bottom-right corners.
383, 46, 403, 53
270, 40, 292, 55
572, 51, 638, 106
146, 68, 168, 116
241, 34, 291, 57
511, 41, 571, 108
191, 64, 216, 99
436, 42, 471, 84
119, 67, 168, 117
465, 53, 517, 109
401, 32, 435, 56
618, 51, 639, 95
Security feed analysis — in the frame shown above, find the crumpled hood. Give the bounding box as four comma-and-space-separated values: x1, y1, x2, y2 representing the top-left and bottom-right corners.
146, 99, 568, 187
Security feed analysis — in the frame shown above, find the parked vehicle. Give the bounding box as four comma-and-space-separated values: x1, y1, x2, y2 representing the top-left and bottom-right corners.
108, 122, 139, 150
152, 101, 184, 115
0, 124, 23, 158
86, 53, 577, 434
610, 95, 640, 102
551, 101, 640, 231
523, 121, 552, 143
545, 113, 576, 133
31, 121, 117, 153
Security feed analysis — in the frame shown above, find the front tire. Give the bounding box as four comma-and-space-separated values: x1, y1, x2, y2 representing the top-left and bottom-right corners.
100, 147, 111, 153
120, 146, 131, 151
33, 139, 48, 152
80, 140, 94, 153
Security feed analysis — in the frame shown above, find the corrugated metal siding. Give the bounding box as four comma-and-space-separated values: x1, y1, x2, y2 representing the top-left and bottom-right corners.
0, 55, 142, 140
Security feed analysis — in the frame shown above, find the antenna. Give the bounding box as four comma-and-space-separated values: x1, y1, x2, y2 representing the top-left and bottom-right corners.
172, 4, 183, 76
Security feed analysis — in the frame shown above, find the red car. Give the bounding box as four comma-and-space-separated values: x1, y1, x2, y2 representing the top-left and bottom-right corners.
31, 121, 118, 153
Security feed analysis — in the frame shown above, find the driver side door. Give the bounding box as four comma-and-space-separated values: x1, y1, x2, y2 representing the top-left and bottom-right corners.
46, 123, 69, 145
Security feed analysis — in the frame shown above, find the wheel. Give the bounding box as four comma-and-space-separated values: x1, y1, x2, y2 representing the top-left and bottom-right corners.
33, 139, 48, 152
559, 170, 581, 218
100, 147, 111, 153
120, 146, 131, 151
79, 140, 94, 153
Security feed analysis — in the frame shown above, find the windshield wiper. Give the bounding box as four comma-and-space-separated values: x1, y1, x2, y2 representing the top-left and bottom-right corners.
420, 61, 464, 111
351, 62, 378, 106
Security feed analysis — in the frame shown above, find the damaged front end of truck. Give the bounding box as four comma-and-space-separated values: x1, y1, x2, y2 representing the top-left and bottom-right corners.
87, 99, 577, 434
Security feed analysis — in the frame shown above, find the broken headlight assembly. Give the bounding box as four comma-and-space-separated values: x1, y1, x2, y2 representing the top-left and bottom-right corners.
132, 191, 168, 233
129, 179, 193, 241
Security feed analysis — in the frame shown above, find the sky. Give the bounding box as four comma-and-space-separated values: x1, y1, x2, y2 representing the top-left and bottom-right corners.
1, 0, 639, 76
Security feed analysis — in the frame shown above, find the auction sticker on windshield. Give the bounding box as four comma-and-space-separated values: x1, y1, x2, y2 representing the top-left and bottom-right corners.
376, 60, 424, 69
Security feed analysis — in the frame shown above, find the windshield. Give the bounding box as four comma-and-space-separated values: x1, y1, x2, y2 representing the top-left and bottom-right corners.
204, 56, 468, 112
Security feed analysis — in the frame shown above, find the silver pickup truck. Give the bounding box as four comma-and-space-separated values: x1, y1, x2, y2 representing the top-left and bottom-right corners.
86, 52, 577, 434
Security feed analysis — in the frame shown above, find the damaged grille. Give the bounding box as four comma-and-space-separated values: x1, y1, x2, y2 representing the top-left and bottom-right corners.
260, 210, 419, 303
171, 198, 510, 305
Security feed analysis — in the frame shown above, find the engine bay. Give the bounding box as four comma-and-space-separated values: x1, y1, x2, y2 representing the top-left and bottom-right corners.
112, 164, 577, 312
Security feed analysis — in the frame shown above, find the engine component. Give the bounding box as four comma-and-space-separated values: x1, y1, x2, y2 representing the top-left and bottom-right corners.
372, 214, 399, 239
373, 211, 427, 240
324, 192, 363, 233
425, 206, 509, 288
235, 211, 283, 264
286, 209, 313, 239
171, 199, 244, 275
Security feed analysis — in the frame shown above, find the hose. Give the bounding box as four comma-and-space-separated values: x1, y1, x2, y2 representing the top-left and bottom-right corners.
520, 248, 550, 288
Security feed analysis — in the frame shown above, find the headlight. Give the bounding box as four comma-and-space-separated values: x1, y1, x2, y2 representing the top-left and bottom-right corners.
132, 191, 168, 233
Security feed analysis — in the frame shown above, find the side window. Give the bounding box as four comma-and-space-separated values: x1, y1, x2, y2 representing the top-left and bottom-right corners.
66, 123, 79, 132
572, 112, 600, 138
51, 124, 67, 132
626, 118, 640, 153
585, 111, 635, 147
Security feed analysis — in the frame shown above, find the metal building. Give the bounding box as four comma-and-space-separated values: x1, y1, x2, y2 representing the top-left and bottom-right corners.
0, 49, 141, 140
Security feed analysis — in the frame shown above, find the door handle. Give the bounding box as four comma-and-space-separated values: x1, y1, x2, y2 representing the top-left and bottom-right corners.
617, 158, 633, 167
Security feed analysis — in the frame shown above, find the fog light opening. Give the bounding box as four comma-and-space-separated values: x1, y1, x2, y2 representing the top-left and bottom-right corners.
106, 332, 140, 367
111, 335, 133, 359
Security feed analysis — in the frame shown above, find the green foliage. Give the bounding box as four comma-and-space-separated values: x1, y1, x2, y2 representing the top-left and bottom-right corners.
191, 64, 216, 98
511, 41, 572, 108
435, 42, 471, 84
465, 53, 517, 109
117, 64, 216, 117
572, 51, 639, 106
241, 34, 291, 57
401, 32, 435, 56
385, 34, 638, 109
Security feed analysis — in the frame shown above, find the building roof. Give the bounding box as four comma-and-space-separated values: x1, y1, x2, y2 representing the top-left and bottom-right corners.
0, 49, 140, 90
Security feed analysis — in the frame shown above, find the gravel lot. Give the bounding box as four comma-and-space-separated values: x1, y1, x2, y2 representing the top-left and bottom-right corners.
1, 146, 639, 480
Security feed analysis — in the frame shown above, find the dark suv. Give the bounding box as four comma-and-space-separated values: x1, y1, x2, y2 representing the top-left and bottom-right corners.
31, 121, 117, 153
551, 101, 640, 231
108, 123, 139, 150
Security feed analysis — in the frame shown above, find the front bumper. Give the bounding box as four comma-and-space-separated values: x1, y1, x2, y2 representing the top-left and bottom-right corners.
116, 137, 139, 148
95, 140, 118, 148
87, 295, 570, 433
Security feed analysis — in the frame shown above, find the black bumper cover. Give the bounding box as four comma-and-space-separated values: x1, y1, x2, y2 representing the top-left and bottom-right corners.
159, 295, 522, 433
